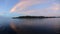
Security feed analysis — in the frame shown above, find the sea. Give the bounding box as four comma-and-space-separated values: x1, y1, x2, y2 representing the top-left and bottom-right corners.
0, 17, 60, 34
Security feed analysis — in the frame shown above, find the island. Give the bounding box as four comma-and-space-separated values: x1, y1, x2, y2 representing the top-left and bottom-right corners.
12, 16, 60, 19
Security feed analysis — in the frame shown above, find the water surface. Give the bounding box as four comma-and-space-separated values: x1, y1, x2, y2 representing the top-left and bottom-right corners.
0, 18, 60, 34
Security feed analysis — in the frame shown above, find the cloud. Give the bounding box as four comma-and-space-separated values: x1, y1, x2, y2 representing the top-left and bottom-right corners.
10, 0, 48, 12
10, 0, 60, 16
17, 10, 36, 15
16, 2, 60, 16
47, 3, 60, 11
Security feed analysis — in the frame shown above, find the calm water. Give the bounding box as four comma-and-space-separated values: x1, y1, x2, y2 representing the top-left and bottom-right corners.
0, 18, 60, 34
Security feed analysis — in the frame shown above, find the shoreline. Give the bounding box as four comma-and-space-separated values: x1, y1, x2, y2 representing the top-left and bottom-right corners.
12, 16, 60, 19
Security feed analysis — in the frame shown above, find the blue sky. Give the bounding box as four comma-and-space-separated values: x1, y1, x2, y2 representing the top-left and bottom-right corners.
0, 0, 60, 17
0, 0, 20, 17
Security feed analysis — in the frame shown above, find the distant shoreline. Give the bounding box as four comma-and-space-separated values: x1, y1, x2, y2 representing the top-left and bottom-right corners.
12, 16, 60, 19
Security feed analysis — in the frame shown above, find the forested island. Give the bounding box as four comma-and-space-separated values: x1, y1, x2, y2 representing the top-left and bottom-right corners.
12, 16, 60, 19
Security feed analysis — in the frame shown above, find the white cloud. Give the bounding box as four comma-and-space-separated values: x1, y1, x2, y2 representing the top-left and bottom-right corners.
47, 3, 60, 11
19, 3, 60, 16
10, 0, 60, 16
10, 0, 48, 12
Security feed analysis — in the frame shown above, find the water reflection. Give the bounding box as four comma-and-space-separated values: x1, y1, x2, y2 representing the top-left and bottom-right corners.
0, 17, 60, 34
10, 18, 60, 34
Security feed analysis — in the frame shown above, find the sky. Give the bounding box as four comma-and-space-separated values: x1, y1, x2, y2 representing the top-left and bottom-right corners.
0, 0, 60, 17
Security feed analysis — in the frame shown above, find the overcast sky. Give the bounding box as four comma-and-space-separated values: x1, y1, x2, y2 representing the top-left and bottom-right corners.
0, 0, 60, 17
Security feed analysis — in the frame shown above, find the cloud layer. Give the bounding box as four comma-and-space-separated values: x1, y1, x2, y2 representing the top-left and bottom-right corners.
10, 0, 47, 12
10, 0, 60, 16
